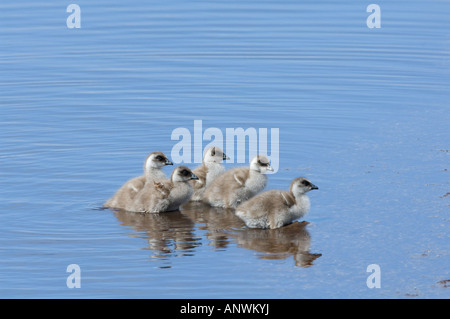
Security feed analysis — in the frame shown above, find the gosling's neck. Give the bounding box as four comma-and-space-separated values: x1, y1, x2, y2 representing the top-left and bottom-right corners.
145, 166, 165, 181
292, 192, 310, 207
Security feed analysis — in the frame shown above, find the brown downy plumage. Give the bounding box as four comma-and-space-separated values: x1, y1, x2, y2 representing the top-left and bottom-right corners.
128, 166, 198, 213
236, 177, 318, 229
202, 154, 273, 209
190, 146, 229, 201
104, 151, 173, 210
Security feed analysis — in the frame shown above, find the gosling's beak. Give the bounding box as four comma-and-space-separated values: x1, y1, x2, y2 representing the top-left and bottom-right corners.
266, 164, 274, 172
310, 184, 319, 190
223, 153, 230, 160
165, 159, 173, 165
190, 173, 199, 180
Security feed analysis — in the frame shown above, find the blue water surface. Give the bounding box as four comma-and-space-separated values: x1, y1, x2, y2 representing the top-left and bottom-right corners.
0, 0, 449, 298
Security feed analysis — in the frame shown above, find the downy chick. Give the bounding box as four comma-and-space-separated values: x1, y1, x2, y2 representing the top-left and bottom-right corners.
190, 146, 229, 201
104, 151, 173, 210
129, 166, 198, 213
202, 155, 273, 209
236, 177, 318, 229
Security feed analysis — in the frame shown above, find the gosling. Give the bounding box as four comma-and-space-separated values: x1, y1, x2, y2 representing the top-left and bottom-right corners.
202, 155, 273, 209
190, 146, 229, 201
104, 151, 173, 210
129, 166, 198, 213
236, 177, 318, 229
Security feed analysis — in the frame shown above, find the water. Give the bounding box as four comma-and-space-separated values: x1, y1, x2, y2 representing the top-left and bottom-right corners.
0, 0, 449, 298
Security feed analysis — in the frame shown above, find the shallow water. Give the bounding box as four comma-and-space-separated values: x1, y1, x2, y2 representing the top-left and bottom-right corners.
0, 0, 449, 298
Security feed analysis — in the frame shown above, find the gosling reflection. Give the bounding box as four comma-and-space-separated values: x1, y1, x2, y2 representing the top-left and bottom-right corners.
112, 208, 201, 259
110, 204, 321, 268
181, 202, 245, 249
182, 202, 321, 267
232, 221, 322, 267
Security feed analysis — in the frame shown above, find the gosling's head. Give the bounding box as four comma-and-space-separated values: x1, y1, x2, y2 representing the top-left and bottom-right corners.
290, 177, 318, 196
203, 146, 229, 164
249, 155, 274, 174
171, 166, 199, 182
144, 151, 173, 171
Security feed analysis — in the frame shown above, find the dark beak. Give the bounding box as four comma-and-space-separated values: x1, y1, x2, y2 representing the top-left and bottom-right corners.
311, 184, 319, 190
223, 153, 230, 160
190, 173, 199, 180
165, 159, 173, 165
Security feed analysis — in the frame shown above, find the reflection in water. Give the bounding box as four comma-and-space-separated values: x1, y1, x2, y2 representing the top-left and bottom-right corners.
111, 203, 321, 268
232, 221, 322, 267
181, 202, 245, 249
112, 209, 201, 262
183, 202, 321, 267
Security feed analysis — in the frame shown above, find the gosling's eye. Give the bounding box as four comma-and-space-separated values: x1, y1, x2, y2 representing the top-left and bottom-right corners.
156, 156, 164, 161
181, 170, 190, 176
258, 161, 268, 166
301, 180, 311, 186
